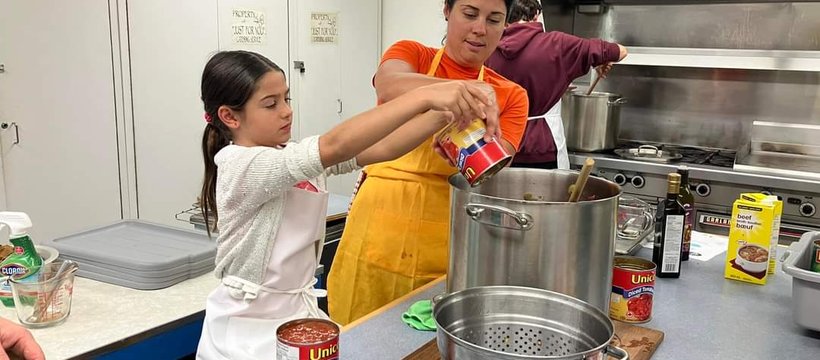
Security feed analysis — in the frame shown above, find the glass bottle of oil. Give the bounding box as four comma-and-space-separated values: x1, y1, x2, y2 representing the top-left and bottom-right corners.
677, 166, 695, 261
653, 173, 685, 278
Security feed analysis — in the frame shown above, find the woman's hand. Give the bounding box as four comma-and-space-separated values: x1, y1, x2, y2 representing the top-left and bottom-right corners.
466, 80, 501, 143
596, 62, 614, 79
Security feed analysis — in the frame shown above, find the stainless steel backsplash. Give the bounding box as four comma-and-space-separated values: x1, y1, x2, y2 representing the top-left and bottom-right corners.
575, 3, 820, 50
544, 1, 820, 150
596, 66, 820, 150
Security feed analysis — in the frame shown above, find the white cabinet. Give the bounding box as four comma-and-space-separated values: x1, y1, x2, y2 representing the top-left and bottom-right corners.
0, 0, 123, 241
291, 0, 380, 195
0, 0, 381, 235
126, 0, 221, 228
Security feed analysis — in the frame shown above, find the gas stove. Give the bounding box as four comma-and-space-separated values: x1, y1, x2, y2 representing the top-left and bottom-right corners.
570, 143, 820, 244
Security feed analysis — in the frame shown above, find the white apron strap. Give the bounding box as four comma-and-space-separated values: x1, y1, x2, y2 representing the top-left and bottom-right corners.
222, 276, 328, 319
526, 101, 570, 169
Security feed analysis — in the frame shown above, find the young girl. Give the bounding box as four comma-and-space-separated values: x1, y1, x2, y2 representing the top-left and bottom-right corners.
194, 50, 492, 359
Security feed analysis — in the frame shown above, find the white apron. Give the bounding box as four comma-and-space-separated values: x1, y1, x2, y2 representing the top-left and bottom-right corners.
197, 182, 330, 360
527, 100, 569, 169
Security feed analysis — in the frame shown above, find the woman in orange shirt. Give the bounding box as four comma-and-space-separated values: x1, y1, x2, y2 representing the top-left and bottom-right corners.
327, 0, 528, 324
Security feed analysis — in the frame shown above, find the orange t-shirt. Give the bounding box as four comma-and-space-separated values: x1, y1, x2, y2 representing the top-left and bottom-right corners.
382, 40, 528, 151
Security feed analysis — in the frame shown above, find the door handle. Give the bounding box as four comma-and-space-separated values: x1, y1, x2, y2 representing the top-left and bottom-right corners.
0, 122, 19, 144
293, 61, 305, 74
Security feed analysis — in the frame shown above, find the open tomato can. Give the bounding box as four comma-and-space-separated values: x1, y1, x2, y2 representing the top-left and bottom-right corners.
610, 256, 656, 323
435, 119, 511, 187
276, 318, 339, 360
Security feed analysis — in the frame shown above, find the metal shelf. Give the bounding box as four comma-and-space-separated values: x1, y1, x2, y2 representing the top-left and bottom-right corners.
619, 47, 820, 72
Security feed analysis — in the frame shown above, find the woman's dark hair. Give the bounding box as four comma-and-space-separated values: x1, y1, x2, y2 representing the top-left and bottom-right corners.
507, 0, 542, 23
445, 0, 515, 13
199, 50, 283, 236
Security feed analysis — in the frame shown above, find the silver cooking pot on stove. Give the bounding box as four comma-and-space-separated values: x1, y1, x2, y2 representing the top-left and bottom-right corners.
447, 168, 621, 312
562, 91, 626, 152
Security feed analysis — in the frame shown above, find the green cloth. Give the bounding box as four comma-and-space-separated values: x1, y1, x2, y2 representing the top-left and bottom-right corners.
401, 299, 437, 331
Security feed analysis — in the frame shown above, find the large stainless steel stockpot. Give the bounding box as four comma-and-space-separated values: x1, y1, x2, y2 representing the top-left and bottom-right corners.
448, 168, 621, 312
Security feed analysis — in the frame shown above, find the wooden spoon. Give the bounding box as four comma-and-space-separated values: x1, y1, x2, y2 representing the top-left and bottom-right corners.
569, 157, 595, 202
586, 74, 602, 96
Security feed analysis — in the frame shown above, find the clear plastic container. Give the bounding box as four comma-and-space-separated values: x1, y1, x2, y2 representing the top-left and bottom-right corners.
9, 259, 78, 328
617, 196, 653, 239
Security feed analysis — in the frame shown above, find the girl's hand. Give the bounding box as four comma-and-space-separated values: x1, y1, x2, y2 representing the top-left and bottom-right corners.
416, 81, 491, 128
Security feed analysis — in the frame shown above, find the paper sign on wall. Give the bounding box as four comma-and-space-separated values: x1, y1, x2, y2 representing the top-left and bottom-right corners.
311, 12, 338, 44
232, 9, 266, 45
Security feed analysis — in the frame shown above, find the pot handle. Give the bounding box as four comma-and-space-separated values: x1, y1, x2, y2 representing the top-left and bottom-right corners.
606, 344, 630, 360
465, 203, 533, 231
608, 97, 627, 106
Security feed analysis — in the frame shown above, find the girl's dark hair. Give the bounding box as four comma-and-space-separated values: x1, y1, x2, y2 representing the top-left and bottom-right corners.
199, 50, 283, 236
445, 0, 514, 13
507, 0, 542, 23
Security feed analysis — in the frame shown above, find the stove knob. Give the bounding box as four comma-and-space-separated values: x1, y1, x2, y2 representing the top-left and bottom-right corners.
695, 183, 711, 197
800, 202, 816, 217
630, 175, 645, 189
613, 173, 628, 186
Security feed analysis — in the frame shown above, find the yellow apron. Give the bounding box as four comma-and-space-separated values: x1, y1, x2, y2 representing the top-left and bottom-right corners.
328, 49, 484, 325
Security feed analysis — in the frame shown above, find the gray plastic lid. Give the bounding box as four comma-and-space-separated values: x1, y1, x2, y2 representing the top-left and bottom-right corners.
47, 220, 216, 272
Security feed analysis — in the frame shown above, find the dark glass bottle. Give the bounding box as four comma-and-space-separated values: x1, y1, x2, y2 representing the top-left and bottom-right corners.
653, 173, 685, 278
677, 166, 695, 261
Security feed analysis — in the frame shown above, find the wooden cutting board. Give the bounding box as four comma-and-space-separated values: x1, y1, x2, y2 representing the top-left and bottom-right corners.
403, 321, 663, 360
610, 321, 664, 360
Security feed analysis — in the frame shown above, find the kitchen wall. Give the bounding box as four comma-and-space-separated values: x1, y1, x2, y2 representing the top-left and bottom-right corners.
381, 0, 447, 50
545, 1, 820, 150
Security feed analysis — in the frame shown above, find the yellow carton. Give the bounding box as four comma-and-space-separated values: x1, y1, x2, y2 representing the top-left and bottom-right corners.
739, 193, 783, 275
725, 195, 776, 285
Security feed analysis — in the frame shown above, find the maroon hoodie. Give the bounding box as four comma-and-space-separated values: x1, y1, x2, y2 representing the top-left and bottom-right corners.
486, 22, 621, 163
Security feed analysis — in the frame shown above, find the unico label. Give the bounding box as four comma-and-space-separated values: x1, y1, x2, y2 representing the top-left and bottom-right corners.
610, 256, 656, 323
435, 119, 511, 186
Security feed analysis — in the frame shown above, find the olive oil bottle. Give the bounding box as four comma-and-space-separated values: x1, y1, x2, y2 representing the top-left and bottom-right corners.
677, 166, 695, 261
653, 173, 685, 278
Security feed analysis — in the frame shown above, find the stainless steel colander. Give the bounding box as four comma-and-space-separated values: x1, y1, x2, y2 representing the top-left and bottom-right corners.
433, 286, 628, 360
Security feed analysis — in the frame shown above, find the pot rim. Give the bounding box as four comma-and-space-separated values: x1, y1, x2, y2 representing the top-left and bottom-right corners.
448, 169, 622, 206
570, 91, 622, 99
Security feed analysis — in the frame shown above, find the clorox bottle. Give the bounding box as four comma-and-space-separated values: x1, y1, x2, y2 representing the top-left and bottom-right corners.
0, 212, 42, 307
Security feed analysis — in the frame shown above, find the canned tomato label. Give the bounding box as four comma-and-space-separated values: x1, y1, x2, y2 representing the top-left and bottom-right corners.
276, 318, 339, 360
811, 240, 820, 273
610, 256, 656, 323
435, 119, 511, 187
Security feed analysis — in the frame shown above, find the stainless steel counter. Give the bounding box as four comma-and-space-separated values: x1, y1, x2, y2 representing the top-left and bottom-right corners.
339, 232, 820, 359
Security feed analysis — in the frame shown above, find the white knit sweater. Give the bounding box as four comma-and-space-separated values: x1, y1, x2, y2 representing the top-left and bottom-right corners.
213, 135, 359, 300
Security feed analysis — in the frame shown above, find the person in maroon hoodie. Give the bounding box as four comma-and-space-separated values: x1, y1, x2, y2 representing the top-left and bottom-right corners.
486, 0, 627, 169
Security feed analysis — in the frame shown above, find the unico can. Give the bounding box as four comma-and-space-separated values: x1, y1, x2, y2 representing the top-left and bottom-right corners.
435, 119, 511, 187
276, 318, 339, 360
610, 256, 656, 323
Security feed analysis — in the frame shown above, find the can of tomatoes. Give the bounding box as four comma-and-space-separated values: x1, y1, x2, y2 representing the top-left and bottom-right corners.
276, 318, 339, 360
435, 119, 511, 187
610, 256, 656, 323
